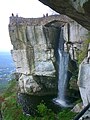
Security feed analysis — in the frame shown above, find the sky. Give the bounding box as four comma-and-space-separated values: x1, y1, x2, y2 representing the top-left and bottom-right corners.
0, 0, 57, 52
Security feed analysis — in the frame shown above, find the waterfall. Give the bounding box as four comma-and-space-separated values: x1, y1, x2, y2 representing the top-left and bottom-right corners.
53, 27, 72, 107
55, 50, 69, 107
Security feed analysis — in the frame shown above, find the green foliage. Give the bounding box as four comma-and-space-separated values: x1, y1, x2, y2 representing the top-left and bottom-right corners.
2, 79, 17, 98
1, 80, 35, 120
37, 103, 48, 116
0, 80, 9, 95
77, 39, 90, 64
0, 79, 77, 120
37, 103, 56, 120
58, 109, 77, 120
0, 84, 7, 94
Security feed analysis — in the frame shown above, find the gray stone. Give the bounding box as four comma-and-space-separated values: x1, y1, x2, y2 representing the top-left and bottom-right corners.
19, 74, 41, 93
9, 25, 27, 50
77, 44, 90, 108
71, 103, 83, 113
11, 50, 31, 74
34, 61, 55, 76
9, 18, 60, 95
78, 63, 90, 107
79, 109, 90, 120
63, 21, 88, 43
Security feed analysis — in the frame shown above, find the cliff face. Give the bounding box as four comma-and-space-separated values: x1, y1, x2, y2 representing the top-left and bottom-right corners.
9, 15, 65, 95
39, 0, 90, 31
9, 15, 89, 92
78, 43, 90, 107
9, 15, 90, 113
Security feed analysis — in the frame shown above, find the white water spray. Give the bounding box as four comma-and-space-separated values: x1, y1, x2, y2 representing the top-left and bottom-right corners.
53, 28, 72, 107
54, 50, 69, 107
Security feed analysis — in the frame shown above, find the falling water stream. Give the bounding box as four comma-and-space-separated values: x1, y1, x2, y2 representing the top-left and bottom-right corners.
53, 27, 72, 107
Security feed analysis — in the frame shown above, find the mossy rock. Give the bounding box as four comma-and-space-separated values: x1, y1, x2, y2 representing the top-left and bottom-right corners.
77, 38, 90, 64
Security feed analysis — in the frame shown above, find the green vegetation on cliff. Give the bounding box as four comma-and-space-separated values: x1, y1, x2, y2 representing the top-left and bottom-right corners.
0, 80, 77, 120
77, 38, 90, 64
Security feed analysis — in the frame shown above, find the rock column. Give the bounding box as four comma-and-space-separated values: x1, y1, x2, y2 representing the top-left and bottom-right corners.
78, 43, 90, 107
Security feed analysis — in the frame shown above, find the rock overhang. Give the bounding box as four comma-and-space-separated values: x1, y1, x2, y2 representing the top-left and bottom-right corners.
38, 0, 90, 31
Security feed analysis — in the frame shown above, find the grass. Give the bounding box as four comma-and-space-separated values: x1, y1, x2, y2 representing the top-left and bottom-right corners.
0, 79, 77, 120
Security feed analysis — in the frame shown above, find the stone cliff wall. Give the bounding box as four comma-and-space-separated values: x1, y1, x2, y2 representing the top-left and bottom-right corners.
9, 15, 65, 95
78, 43, 90, 108
9, 15, 90, 109
63, 21, 89, 60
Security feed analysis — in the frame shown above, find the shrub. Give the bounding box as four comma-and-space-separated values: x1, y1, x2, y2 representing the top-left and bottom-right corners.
37, 103, 56, 120
58, 109, 77, 120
